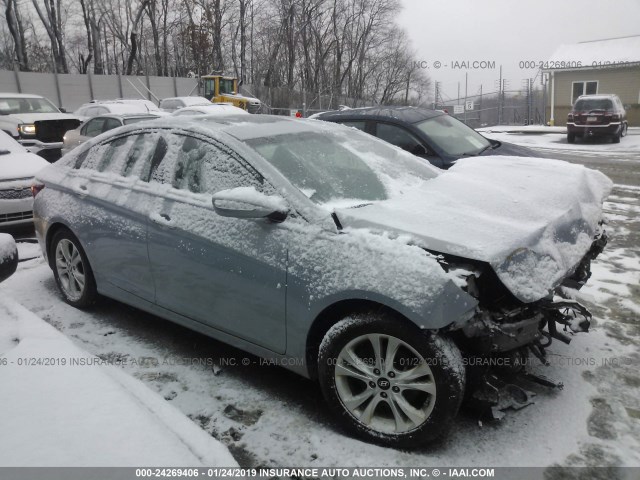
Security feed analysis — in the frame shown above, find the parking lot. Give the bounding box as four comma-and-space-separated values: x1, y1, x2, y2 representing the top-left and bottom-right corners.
1, 132, 639, 470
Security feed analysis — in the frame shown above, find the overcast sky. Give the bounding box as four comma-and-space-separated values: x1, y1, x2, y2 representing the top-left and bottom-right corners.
397, 0, 640, 103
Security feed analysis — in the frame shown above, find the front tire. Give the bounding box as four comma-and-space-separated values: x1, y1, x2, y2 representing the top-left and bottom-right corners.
50, 229, 97, 308
318, 313, 465, 448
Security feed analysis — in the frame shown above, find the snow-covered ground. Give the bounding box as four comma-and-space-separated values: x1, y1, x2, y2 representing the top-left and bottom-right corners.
0, 138, 638, 469
479, 127, 640, 154
0, 294, 237, 467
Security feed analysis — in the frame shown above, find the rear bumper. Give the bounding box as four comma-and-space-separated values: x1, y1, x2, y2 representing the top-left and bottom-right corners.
567, 122, 621, 136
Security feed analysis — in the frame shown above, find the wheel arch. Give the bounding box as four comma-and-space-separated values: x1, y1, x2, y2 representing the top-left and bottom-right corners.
45, 222, 76, 267
305, 298, 419, 381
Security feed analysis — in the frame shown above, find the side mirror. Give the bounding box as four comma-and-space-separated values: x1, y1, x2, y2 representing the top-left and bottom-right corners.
59, 107, 67, 113
0, 234, 18, 283
212, 187, 289, 222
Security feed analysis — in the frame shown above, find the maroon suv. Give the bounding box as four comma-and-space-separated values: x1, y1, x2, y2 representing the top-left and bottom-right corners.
567, 94, 628, 143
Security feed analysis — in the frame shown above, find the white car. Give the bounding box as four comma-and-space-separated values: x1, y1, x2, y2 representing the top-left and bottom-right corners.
159, 96, 212, 113
0, 131, 50, 227
62, 113, 161, 155
74, 101, 164, 122
0, 93, 81, 161
171, 104, 249, 116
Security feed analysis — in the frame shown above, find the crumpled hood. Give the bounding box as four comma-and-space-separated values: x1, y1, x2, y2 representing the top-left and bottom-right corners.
8, 113, 79, 124
335, 156, 613, 303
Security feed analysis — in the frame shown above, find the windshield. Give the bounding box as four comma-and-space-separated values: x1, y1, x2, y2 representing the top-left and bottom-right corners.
573, 99, 613, 111
415, 114, 491, 156
242, 123, 440, 208
0, 97, 59, 115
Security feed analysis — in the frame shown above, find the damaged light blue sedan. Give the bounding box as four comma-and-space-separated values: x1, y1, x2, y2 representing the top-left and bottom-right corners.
33, 115, 611, 447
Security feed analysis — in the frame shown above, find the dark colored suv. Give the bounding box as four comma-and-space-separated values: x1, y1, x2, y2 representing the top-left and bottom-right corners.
567, 94, 628, 144
314, 106, 543, 169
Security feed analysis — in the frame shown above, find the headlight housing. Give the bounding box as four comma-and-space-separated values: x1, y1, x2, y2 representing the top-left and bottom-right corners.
19, 124, 36, 136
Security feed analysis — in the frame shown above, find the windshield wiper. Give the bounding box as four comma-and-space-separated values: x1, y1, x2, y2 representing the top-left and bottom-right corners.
461, 144, 492, 157
477, 144, 493, 155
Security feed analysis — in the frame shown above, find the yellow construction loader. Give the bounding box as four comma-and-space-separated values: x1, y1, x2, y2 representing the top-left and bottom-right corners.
201, 75, 261, 113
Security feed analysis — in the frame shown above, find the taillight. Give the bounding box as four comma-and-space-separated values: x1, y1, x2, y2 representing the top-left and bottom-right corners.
567, 113, 573, 121
611, 114, 620, 121
31, 183, 45, 197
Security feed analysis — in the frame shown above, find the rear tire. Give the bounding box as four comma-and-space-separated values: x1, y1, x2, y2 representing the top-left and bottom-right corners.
318, 313, 465, 448
50, 229, 97, 308
612, 132, 621, 144
621, 123, 628, 138
567, 133, 575, 144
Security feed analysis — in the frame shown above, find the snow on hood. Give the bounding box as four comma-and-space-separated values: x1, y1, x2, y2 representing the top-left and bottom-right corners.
0, 150, 50, 182
6, 112, 80, 123
335, 156, 612, 303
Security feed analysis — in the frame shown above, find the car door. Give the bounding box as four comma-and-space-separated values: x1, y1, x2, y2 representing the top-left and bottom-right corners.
146, 131, 288, 353
69, 132, 162, 302
374, 122, 444, 168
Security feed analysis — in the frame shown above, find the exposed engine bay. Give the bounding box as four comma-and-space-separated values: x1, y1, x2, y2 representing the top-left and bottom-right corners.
434, 227, 608, 419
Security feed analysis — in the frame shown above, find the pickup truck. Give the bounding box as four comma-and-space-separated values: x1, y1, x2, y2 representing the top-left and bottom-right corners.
0, 93, 81, 161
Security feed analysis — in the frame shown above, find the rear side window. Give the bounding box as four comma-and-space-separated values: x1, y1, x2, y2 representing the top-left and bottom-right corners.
82, 118, 105, 137
103, 118, 122, 132
74, 132, 165, 176
376, 123, 423, 154
81, 136, 130, 172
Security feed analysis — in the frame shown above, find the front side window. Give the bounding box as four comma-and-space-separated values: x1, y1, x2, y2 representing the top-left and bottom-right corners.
151, 134, 266, 195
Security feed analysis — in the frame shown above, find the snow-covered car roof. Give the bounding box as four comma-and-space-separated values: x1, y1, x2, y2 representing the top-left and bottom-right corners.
0, 92, 44, 99
171, 104, 249, 116
161, 96, 212, 106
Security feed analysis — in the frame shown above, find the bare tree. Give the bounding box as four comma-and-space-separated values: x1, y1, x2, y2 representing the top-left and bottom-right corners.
31, 0, 69, 72
4, 0, 30, 70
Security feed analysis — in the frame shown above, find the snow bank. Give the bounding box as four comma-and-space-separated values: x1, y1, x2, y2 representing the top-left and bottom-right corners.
0, 296, 238, 467
0, 233, 16, 262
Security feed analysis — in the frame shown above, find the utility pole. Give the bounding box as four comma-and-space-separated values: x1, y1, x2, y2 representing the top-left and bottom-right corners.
479, 84, 483, 126
464, 72, 468, 124
434, 82, 440, 109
